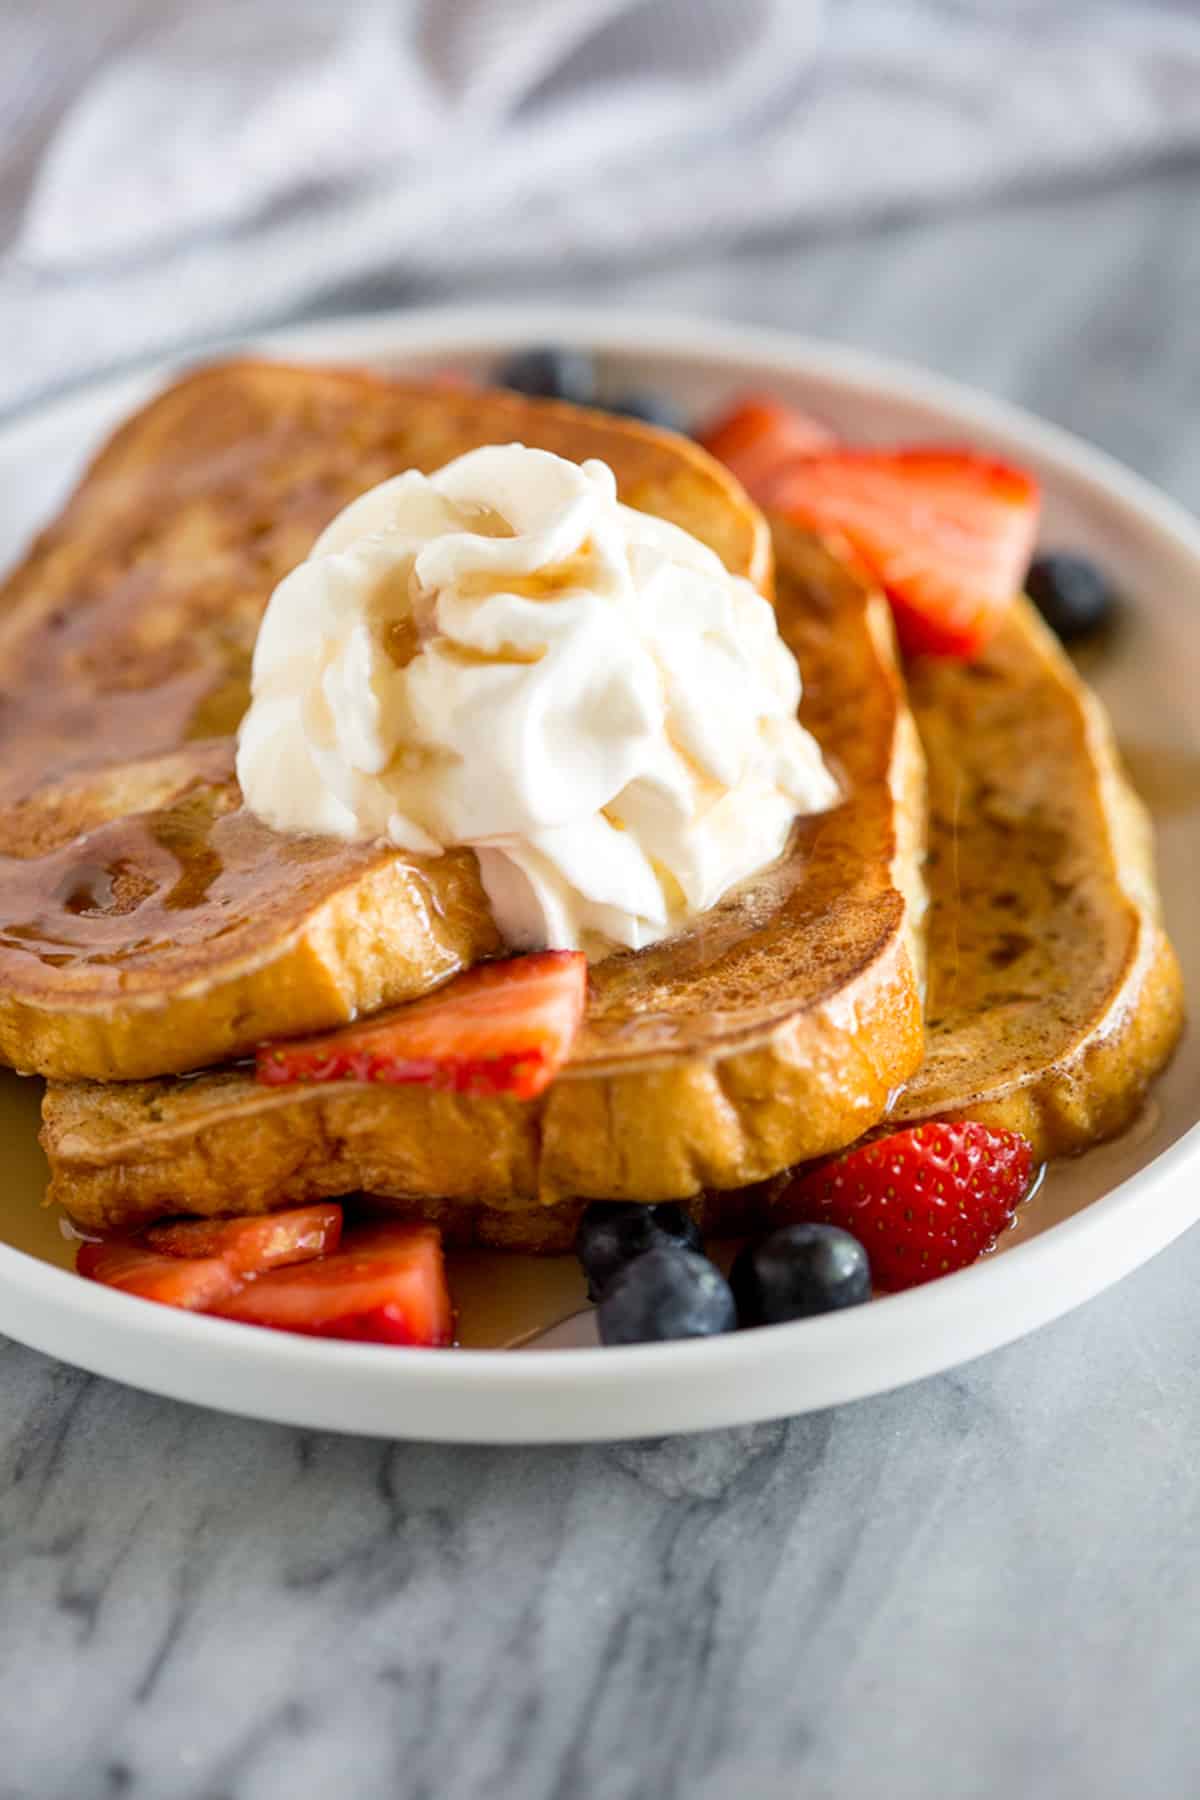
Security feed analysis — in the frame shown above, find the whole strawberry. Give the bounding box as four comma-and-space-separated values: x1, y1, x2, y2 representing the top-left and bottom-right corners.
783, 1122, 1036, 1292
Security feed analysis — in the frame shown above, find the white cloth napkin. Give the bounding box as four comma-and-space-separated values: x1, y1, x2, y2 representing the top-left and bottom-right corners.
4, 0, 1200, 413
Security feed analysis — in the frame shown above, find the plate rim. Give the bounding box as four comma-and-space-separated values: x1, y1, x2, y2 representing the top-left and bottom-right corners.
0, 301, 1195, 1443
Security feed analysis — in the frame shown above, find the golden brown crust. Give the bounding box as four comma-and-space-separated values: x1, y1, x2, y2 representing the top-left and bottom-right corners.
42, 525, 929, 1230
0, 361, 768, 1080
886, 597, 1184, 1156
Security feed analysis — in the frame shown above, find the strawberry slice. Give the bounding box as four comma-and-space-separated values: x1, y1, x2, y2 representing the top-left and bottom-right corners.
697, 393, 838, 499
762, 449, 1040, 657
145, 1204, 343, 1275
77, 1238, 243, 1311
782, 1121, 1036, 1292
210, 1222, 453, 1346
256, 950, 587, 1101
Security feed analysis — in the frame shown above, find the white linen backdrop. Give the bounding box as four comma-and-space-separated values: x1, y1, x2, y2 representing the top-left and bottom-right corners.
2, 0, 1200, 414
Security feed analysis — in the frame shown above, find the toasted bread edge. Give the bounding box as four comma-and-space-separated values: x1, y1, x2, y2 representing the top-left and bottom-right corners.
889, 600, 1184, 1157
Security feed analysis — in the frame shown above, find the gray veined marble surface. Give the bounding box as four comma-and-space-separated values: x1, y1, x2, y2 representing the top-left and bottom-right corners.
2, 163, 1200, 1800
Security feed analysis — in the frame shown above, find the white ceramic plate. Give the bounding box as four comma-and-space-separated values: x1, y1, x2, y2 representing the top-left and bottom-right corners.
0, 307, 1196, 1443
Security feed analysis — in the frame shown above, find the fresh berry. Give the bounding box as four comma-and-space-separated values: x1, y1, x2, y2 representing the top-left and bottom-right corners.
211, 1222, 453, 1346
77, 1238, 243, 1311
1026, 552, 1117, 642
575, 1201, 703, 1301
730, 1223, 871, 1326
606, 389, 688, 434
257, 951, 587, 1101
763, 449, 1040, 658
697, 393, 838, 497
496, 346, 597, 406
596, 1247, 737, 1346
145, 1204, 343, 1276
782, 1122, 1035, 1291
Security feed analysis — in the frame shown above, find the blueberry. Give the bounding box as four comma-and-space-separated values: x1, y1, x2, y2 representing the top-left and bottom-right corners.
730, 1224, 871, 1327
575, 1201, 702, 1302
597, 1247, 737, 1345
495, 346, 597, 407
606, 389, 688, 434
1026, 553, 1118, 642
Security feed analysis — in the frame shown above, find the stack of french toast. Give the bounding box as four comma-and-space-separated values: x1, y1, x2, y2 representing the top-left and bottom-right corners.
0, 361, 1182, 1267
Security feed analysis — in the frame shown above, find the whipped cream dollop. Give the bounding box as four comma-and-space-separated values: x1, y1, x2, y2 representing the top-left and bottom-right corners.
237, 444, 838, 955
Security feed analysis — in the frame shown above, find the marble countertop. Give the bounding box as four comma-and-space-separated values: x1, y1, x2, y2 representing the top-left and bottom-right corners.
3, 163, 1199, 1799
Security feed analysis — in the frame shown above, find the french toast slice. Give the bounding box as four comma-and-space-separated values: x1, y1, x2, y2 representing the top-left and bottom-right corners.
0, 361, 770, 1081
42, 525, 929, 1234
885, 597, 1183, 1153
